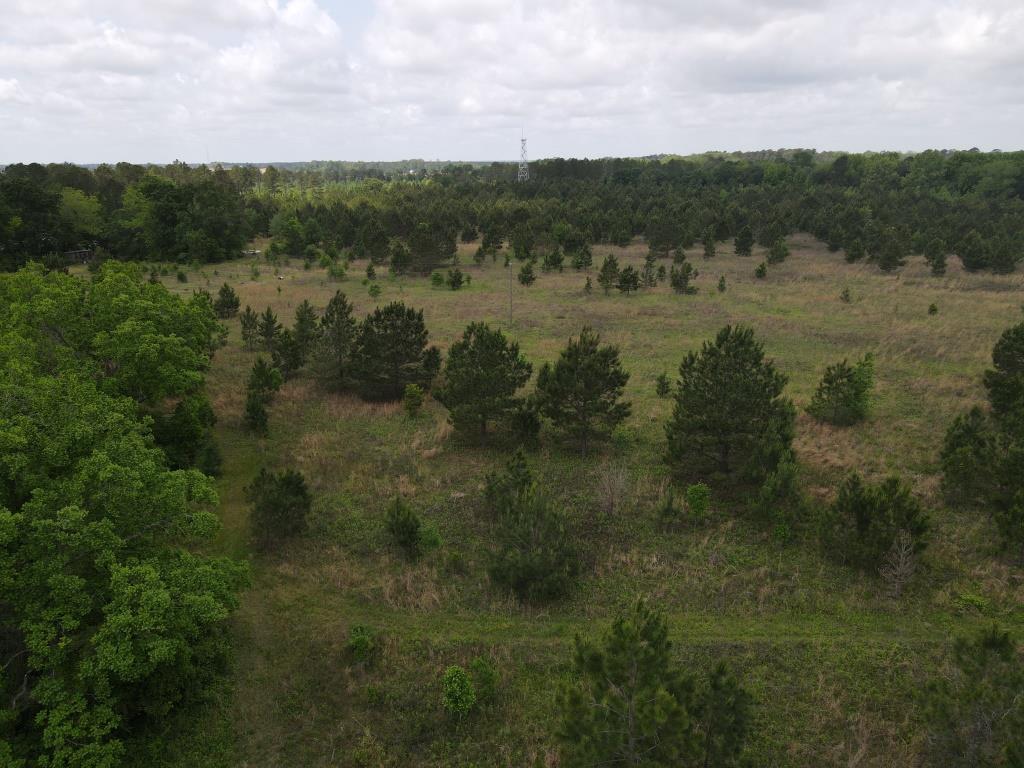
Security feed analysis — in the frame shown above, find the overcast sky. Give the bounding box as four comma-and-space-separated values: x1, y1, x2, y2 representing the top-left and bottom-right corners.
2, 0, 1022, 163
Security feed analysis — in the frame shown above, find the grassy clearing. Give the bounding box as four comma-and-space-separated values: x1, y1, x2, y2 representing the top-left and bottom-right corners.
147, 237, 1024, 767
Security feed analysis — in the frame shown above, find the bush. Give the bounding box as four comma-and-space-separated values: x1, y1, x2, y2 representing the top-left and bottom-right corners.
176, 269, 188, 283
246, 468, 312, 551
928, 302, 938, 315
346, 625, 377, 665
441, 666, 476, 719
806, 354, 874, 426
820, 473, 929, 571
717, 275, 726, 292
754, 262, 767, 279
840, 287, 852, 303
684, 482, 711, 523
403, 383, 425, 418
470, 656, 499, 703
386, 497, 423, 560
753, 452, 806, 539
767, 238, 789, 264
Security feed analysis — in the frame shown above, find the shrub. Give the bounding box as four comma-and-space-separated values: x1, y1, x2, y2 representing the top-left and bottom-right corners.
368, 283, 382, 299
176, 269, 188, 283
441, 666, 476, 719
928, 302, 938, 315
717, 275, 726, 292
597, 255, 619, 294
386, 497, 423, 560
684, 482, 711, 523
403, 383, 425, 418
346, 625, 377, 665
246, 468, 312, 551
840, 287, 851, 303
470, 656, 499, 704
806, 354, 874, 426
820, 473, 929, 571
754, 262, 767, 279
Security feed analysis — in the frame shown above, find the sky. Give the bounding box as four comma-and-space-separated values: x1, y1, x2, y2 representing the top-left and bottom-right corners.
2, 0, 1023, 163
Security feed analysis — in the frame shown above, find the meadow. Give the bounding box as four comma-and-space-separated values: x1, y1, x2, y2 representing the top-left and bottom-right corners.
148, 237, 1024, 767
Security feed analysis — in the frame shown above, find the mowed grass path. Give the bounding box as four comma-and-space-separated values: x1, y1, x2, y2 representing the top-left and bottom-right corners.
155, 237, 1024, 768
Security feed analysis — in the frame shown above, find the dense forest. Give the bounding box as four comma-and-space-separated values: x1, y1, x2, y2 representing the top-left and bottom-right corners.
2, 151, 1024, 766
3, 150, 1024, 275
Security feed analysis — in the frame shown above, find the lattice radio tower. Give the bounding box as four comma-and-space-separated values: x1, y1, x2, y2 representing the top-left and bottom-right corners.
517, 136, 529, 182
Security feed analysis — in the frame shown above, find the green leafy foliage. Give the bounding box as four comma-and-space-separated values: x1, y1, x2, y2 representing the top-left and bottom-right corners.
441, 666, 476, 719
0, 264, 244, 766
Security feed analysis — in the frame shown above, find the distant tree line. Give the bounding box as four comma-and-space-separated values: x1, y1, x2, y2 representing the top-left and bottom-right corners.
3, 150, 1024, 274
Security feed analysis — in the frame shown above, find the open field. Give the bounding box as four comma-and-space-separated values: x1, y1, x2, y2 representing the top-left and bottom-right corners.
145, 237, 1024, 767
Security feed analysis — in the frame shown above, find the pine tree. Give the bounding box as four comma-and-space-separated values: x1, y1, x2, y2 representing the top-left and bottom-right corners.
313, 290, 356, 391
292, 299, 319, 359
246, 468, 311, 551
718, 275, 726, 292
767, 238, 789, 265
350, 302, 441, 401
703, 226, 716, 259
734, 225, 754, 257
665, 325, 794, 482
558, 602, 751, 767
806, 354, 874, 426
239, 304, 258, 349
924, 237, 947, 276
820, 473, 930, 570
616, 265, 640, 294
213, 282, 240, 318
257, 306, 282, 351
435, 322, 532, 438
518, 261, 536, 286
845, 238, 865, 263
271, 328, 304, 379
921, 625, 1024, 766
597, 254, 619, 295
535, 327, 631, 454
670, 262, 698, 294
982, 321, 1024, 417
488, 486, 578, 602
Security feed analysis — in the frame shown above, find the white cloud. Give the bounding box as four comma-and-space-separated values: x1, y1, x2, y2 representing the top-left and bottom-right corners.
1, 0, 1022, 162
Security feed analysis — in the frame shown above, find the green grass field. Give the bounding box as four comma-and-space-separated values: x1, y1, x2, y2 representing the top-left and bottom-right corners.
147, 237, 1024, 767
